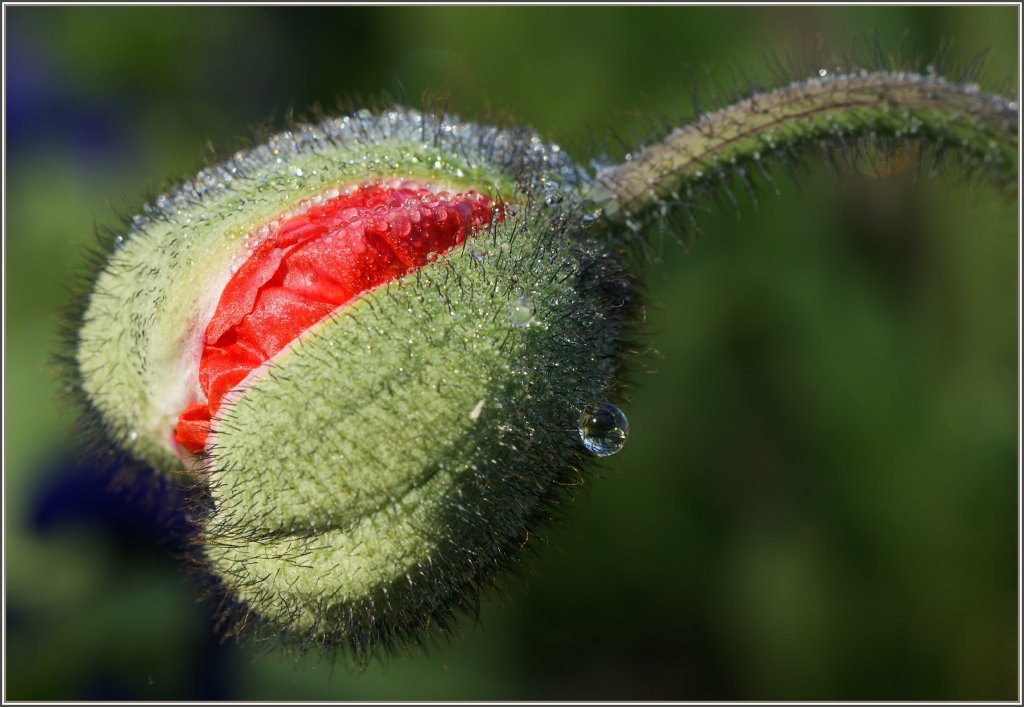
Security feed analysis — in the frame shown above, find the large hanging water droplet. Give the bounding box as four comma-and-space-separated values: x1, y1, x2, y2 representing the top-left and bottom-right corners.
578, 403, 628, 457
509, 296, 535, 328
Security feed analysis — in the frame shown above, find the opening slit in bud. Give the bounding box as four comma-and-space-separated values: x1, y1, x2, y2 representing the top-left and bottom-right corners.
175, 182, 498, 453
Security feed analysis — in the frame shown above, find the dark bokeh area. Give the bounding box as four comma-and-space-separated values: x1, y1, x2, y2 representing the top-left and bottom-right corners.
4, 6, 1018, 700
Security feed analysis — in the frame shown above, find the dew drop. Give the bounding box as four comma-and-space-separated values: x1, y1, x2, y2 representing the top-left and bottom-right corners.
509, 296, 535, 328
578, 403, 628, 457
580, 204, 603, 224
113, 235, 126, 250
128, 430, 139, 442
818, 68, 828, 78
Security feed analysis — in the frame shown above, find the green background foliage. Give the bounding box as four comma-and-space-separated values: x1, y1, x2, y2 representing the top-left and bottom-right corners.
5, 5, 1018, 700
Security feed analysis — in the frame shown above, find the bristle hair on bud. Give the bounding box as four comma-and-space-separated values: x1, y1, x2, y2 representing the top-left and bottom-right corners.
70, 106, 638, 661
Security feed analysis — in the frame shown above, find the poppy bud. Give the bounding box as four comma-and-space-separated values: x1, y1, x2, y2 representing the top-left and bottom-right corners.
72, 64, 1017, 661
73, 109, 637, 656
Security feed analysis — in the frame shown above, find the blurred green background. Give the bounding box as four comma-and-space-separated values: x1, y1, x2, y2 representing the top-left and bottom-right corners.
4, 6, 1018, 700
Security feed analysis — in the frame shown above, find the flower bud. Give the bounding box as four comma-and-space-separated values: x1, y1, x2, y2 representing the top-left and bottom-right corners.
73, 108, 637, 656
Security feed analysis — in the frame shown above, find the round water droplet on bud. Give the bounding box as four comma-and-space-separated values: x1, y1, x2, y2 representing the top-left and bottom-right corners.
579, 403, 629, 457
509, 295, 535, 328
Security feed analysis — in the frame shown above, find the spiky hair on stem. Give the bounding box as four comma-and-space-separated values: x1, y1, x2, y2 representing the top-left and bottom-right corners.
60, 41, 1015, 663
582, 41, 1016, 255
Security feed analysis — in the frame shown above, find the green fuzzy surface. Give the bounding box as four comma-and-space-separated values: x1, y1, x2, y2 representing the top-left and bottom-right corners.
74, 108, 636, 653
203, 204, 635, 648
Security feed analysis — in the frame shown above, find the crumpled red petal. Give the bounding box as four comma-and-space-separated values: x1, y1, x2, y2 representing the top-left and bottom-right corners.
174, 182, 496, 454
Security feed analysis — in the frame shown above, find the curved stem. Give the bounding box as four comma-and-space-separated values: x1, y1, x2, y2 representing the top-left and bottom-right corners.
589, 71, 1018, 219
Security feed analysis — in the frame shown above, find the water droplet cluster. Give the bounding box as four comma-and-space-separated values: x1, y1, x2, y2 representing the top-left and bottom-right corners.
76, 108, 581, 470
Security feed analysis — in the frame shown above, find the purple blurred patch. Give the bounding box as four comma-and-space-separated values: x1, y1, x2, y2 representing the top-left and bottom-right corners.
6, 26, 135, 167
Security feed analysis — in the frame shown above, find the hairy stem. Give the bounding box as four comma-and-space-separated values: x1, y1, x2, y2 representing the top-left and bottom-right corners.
590, 71, 1018, 218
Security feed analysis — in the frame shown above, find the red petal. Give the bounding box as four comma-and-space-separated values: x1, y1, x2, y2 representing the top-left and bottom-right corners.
175, 182, 497, 454
175, 402, 212, 453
